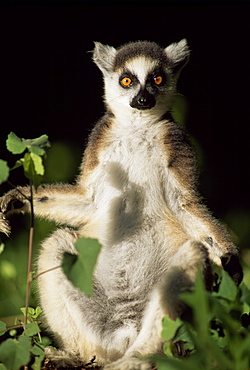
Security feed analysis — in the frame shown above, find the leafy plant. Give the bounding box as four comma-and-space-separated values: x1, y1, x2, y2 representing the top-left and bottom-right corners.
0, 132, 51, 369
5, 132, 50, 186
0, 132, 102, 369
0, 132, 50, 327
0, 306, 49, 370
155, 267, 250, 370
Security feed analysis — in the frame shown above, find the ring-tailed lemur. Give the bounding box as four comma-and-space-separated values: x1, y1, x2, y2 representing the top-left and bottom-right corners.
0, 40, 243, 370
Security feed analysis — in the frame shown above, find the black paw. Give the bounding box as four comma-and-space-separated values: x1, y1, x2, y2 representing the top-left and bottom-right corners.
221, 253, 243, 286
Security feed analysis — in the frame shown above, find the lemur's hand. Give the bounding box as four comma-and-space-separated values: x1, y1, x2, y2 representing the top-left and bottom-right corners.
0, 211, 11, 236
0, 187, 30, 236
0, 188, 30, 213
221, 253, 243, 286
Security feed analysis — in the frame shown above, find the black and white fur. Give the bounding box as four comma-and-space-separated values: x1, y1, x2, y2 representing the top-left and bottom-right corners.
0, 40, 243, 369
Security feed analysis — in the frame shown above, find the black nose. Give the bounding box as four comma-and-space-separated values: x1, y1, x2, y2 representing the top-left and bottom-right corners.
138, 96, 149, 106
130, 88, 156, 110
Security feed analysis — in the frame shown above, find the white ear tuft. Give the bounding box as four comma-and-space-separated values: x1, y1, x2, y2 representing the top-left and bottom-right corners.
92, 42, 117, 75
165, 39, 190, 74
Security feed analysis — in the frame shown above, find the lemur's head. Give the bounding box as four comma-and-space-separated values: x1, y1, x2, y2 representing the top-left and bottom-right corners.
93, 40, 190, 118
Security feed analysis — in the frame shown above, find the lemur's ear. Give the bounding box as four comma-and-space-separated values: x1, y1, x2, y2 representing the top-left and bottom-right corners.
165, 39, 190, 75
93, 42, 117, 75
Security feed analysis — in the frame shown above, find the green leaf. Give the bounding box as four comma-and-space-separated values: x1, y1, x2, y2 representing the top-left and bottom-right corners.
24, 134, 50, 157
23, 152, 43, 186
236, 334, 250, 359
23, 152, 34, 179
181, 270, 210, 337
0, 364, 8, 370
20, 306, 35, 318
0, 322, 6, 336
4, 132, 49, 186
162, 341, 174, 357
28, 145, 45, 156
6, 133, 50, 157
173, 323, 196, 349
155, 356, 194, 370
35, 306, 43, 318
0, 340, 17, 368
41, 336, 51, 347
31, 344, 44, 356
23, 322, 40, 337
31, 353, 44, 370
17, 336, 31, 368
210, 328, 228, 349
240, 283, 250, 306
9, 330, 17, 337
214, 269, 237, 302
6, 132, 26, 154
161, 315, 182, 341
30, 152, 45, 176
0, 160, 10, 184
25, 134, 50, 153
11, 158, 24, 171
0, 336, 31, 370
63, 237, 102, 296
20, 307, 30, 316
20, 306, 42, 319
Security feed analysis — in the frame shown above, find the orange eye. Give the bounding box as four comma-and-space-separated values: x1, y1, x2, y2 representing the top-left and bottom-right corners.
121, 77, 132, 87
154, 76, 163, 85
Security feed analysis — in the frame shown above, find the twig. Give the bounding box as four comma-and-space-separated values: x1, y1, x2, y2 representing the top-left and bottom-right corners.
31, 265, 61, 282
7, 180, 31, 202
0, 324, 23, 335
24, 182, 34, 329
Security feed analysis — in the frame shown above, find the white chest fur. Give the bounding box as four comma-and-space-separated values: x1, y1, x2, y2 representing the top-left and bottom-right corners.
88, 120, 169, 226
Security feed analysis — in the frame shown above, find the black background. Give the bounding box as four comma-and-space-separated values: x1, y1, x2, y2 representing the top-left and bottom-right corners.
0, 1, 249, 219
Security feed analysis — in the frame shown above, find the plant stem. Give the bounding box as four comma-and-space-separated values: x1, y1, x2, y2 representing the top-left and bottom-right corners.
24, 182, 34, 328
7, 180, 31, 202
32, 265, 61, 281
0, 324, 23, 335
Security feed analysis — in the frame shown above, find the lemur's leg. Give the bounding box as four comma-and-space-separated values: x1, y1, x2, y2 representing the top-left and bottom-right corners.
104, 240, 211, 370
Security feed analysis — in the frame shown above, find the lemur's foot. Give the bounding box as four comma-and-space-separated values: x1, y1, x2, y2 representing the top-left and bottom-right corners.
44, 347, 83, 367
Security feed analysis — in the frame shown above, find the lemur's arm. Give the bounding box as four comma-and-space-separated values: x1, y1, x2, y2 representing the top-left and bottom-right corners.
164, 121, 243, 284
0, 184, 91, 235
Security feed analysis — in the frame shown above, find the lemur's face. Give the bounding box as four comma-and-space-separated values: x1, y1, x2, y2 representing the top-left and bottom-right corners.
111, 57, 169, 110
104, 56, 175, 114
93, 40, 190, 116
